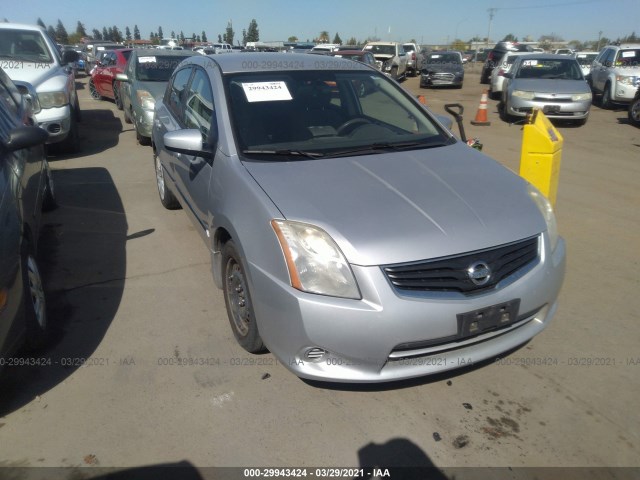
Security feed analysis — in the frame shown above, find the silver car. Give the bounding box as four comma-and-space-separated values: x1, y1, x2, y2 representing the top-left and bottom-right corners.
152, 53, 566, 383
502, 54, 592, 125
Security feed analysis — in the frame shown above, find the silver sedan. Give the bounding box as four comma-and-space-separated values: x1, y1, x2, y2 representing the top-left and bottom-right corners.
152, 53, 566, 383
501, 54, 592, 125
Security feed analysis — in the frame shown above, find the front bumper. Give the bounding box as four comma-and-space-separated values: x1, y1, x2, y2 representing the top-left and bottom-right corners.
507, 95, 591, 120
34, 105, 72, 144
133, 107, 154, 139
612, 80, 640, 104
420, 74, 464, 87
250, 234, 566, 383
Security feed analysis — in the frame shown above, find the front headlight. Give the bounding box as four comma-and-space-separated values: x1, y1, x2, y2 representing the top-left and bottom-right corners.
136, 89, 156, 111
271, 220, 361, 299
512, 90, 535, 100
527, 184, 559, 251
38, 91, 68, 108
616, 75, 638, 86
571, 92, 592, 101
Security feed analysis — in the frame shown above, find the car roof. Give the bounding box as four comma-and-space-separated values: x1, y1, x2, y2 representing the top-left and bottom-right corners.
131, 48, 198, 57
184, 53, 372, 74
514, 53, 579, 60
0, 22, 44, 32
329, 50, 366, 56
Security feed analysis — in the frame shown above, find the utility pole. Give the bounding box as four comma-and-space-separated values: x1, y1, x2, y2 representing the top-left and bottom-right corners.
487, 8, 497, 49
597, 30, 603, 51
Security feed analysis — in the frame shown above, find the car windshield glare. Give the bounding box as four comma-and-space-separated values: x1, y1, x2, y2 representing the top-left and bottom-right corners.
365, 45, 396, 56
515, 58, 583, 80
225, 70, 448, 158
0, 29, 53, 63
136, 55, 192, 81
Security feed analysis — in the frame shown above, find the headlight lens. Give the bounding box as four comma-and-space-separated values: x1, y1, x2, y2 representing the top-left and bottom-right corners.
271, 220, 360, 299
571, 92, 592, 101
512, 90, 535, 100
527, 184, 559, 251
38, 91, 68, 108
136, 89, 156, 110
616, 75, 638, 86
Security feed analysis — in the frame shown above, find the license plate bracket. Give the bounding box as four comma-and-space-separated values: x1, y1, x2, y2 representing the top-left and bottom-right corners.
457, 299, 521, 339
543, 105, 561, 114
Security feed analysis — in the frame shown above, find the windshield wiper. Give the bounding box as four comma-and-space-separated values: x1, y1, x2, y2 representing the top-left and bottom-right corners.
323, 140, 452, 158
242, 149, 324, 159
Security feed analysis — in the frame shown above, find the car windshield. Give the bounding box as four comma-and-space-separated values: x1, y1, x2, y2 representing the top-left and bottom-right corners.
364, 45, 396, 56
514, 58, 583, 80
0, 29, 53, 63
135, 55, 193, 81
575, 53, 597, 66
225, 70, 450, 158
615, 49, 640, 67
426, 53, 461, 64
403, 45, 416, 52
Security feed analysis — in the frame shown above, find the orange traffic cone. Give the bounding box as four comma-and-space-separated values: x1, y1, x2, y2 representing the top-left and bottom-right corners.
470, 90, 491, 126
417, 94, 427, 105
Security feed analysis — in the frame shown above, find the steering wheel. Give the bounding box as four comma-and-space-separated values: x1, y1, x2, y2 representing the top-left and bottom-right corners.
336, 118, 373, 136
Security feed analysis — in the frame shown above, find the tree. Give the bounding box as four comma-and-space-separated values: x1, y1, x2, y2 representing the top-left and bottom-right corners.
332, 32, 342, 44
103, 27, 109, 40
288, 36, 298, 42
47, 25, 56, 41
451, 39, 467, 51
92, 28, 103, 40
224, 21, 234, 45
125, 26, 131, 41
218, 34, 222, 43
158, 26, 163, 40
133, 24, 141, 40
180, 31, 185, 43
76, 21, 87, 38
502, 33, 518, 42
55, 19, 68, 44
346, 37, 357, 46
37, 18, 46, 29
171, 30, 175, 39
318, 31, 330, 43
196, 35, 201, 43
112, 25, 122, 43
242, 29, 247, 45
618, 31, 639, 43
246, 19, 259, 42
201, 31, 207, 42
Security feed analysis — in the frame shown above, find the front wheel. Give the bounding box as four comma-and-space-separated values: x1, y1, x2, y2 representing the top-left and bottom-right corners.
222, 241, 265, 353
154, 152, 180, 209
601, 83, 613, 109
629, 96, 640, 127
89, 78, 101, 100
21, 243, 48, 350
113, 82, 123, 110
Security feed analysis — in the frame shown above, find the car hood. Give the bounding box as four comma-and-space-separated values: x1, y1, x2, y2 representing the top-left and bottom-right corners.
511, 78, 590, 94
132, 80, 168, 100
242, 143, 546, 266
3, 62, 67, 92
423, 64, 463, 74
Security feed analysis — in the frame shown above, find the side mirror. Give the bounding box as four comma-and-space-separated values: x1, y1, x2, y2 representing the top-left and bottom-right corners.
3, 126, 49, 151
164, 129, 213, 160
435, 114, 454, 131
61, 50, 79, 65
116, 73, 129, 82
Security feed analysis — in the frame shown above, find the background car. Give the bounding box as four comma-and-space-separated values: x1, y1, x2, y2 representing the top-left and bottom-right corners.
83, 43, 124, 75
89, 48, 132, 109
501, 54, 592, 125
629, 86, 640, 127
573, 51, 598, 78
117, 49, 198, 145
420, 51, 464, 88
481, 41, 534, 84
590, 43, 640, 109
328, 50, 379, 70
151, 53, 565, 383
402, 42, 424, 76
490, 51, 534, 99
0, 68, 55, 371
0, 23, 80, 153
363, 41, 408, 80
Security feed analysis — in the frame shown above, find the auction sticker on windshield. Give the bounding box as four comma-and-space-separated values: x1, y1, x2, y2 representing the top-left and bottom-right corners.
139, 57, 157, 63
242, 81, 292, 102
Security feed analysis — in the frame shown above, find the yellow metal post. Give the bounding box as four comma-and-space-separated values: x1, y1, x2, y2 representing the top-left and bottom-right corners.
519, 110, 563, 206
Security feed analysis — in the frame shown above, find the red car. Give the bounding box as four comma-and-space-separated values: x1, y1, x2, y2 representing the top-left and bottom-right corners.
89, 48, 132, 109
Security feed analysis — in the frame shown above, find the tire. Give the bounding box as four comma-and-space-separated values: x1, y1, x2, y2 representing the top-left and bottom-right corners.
57, 107, 80, 154
137, 129, 151, 146
154, 151, 180, 209
124, 106, 133, 124
500, 97, 516, 123
89, 78, 101, 100
113, 82, 123, 110
628, 97, 640, 127
21, 242, 48, 350
222, 240, 265, 353
600, 83, 613, 109
42, 161, 57, 211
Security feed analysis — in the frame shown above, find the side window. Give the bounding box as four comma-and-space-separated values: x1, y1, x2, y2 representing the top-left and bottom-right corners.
184, 68, 214, 138
602, 49, 615, 67
166, 67, 193, 124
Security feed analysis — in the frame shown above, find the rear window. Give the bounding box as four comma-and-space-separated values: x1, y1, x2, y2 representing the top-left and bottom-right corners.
136, 55, 192, 81
403, 44, 416, 52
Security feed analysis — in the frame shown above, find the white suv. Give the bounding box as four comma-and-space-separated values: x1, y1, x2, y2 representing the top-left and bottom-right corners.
0, 23, 80, 152
590, 43, 640, 108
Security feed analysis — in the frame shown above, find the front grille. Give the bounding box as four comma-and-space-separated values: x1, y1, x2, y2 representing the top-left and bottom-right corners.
432, 73, 455, 81
383, 235, 539, 295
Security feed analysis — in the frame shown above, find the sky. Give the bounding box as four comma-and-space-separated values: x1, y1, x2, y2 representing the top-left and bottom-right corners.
2, 0, 639, 45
